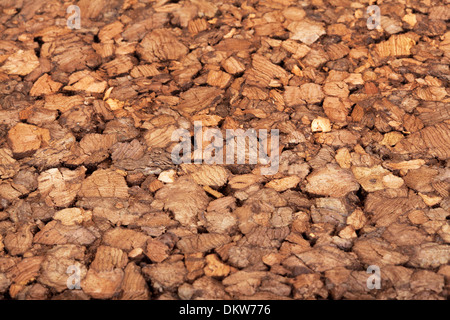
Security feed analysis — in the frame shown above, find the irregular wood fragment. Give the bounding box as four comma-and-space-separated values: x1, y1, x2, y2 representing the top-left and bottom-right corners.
415, 87, 447, 101
375, 34, 416, 57
177, 233, 231, 254
393, 123, 450, 160
295, 245, 360, 272
102, 55, 135, 77
9, 256, 44, 290
44, 94, 85, 113
299, 83, 324, 104
103, 228, 149, 252
90, 246, 128, 272
204, 254, 230, 278
245, 54, 290, 88
30, 74, 62, 96
311, 117, 331, 133
130, 64, 160, 78
138, 29, 189, 62
181, 164, 229, 187
154, 177, 209, 227
142, 260, 187, 290
418, 193, 442, 207
221, 56, 245, 75
34, 220, 96, 246
365, 189, 426, 227
0, 148, 19, 179
145, 238, 170, 263
119, 263, 150, 300
352, 165, 392, 192
38, 245, 86, 292
98, 21, 124, 42
158, 169, 176, 183
229, 174, 263, 189
323, 97, 351, 125
7, 123, 50, 156
38, 167, 86, 207
78, 0, 107, 18
177, 87, 223, 114
382, 223, 427, 247
409, 243, 450, 268
265, 176, 301, 192
305, 164, 359, 197
207, 70, 232, 88
282, 40, 310, 59
204, 197, 237, 234
79, 169, 129, 199
82, 268, 124, 299
292, 273, 328, 299
384, 159, 425, 171
288, 19, 326, 45
4, 224, 33, 256
335, 148, 351, 169
79, 134, 118, 163
222, 270, 267, 297
64, 70, 107, 93
0, 50, 39, 75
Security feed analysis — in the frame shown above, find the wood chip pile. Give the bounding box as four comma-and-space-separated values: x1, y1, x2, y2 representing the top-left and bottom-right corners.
0, 0, 449, 300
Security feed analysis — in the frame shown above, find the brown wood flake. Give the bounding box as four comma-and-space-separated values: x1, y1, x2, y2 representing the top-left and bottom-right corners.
0, 0, 448, 301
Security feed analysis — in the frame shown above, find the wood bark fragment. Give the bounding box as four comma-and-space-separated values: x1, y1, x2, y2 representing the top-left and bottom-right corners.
82, 268, 124, 299
305, 164, 359, 197
119, 263, 150, 300
177, 233, 231, 254
7, 123, 50, 156
0, 50, 40, 75
154, 176, 209, 227
38, 167, 86, 207
0, 0, 448, 301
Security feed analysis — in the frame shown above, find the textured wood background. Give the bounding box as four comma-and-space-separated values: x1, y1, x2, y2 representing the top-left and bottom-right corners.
0, 0, 449, 300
